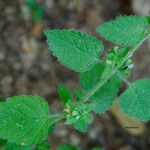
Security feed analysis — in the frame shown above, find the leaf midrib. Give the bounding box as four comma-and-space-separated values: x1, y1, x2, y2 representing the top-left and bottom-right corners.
51, 33, 100, 62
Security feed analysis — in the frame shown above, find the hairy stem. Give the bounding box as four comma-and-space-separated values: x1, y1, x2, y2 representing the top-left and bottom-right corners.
82, 71, 114, 101
83, 33, 150, 101
117, 33, 150, 69
115, 71, 131, 86
48, 113, 65, 126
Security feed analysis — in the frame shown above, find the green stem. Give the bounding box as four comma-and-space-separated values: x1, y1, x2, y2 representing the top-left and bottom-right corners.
49, 113, 65, 126
117, 33, 150, 69
115, 71, 131, 86
82, 33, 150, 101
82, 72, 114, 101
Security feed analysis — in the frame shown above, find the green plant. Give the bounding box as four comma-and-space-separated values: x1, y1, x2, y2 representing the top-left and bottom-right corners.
25, 0, 44, 23
0, 15, 150, 149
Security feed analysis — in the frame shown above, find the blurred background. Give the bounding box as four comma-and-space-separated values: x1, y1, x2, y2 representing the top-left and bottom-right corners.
0, 0, 150, 149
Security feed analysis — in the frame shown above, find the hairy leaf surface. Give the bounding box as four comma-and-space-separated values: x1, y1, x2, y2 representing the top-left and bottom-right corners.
0, 95, 50, 145
96, 16, 148, 46
45, 29, 104, 72
3, 143, 32, 150
57, 144, 80, 150
36, 140, 50, 150
92, 148, 103, 150
120, 79, 150, 121
58, 84, 73, 105
80, 63, 121, 113
75, 88, 84, 101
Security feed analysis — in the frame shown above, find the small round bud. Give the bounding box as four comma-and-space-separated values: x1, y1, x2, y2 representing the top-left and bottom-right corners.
106, 60, 112, 65
72, 111, 79, 116
128, 64, 134, 69
75, 115, 80, 120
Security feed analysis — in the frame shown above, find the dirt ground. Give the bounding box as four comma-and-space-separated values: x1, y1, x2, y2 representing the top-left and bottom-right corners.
0, 0, 150, 150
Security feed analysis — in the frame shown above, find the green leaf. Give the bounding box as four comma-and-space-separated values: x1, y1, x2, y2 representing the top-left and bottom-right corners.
96, 16, 148, 46
25, 0, 38, 9
3, 143, 33, 150
44, 29, 104, 72
92, 147, 102, 150
0, 95, 50, 145
36, 140, 50, 150
75, 88, 84, 101
80, 63, 121, 113
145, 16, 150, 24
58, 84, 73, 105
64, 103, 93, 132
74, 119, 87, 132
80, 63, 105, 91
48, 114, 64, 127
48, 124, 55, 135
25, 0, 44, 23
57, 144, 80, 150
0, 97, 5, 102
0, 138, 7, 147
33, 7, 44, 23
120, 79, 150, 121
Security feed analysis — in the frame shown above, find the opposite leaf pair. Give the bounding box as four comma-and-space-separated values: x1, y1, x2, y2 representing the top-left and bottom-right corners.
58, 84, 94, 132
0, 15, 150, 149
45, 15, 150, 122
